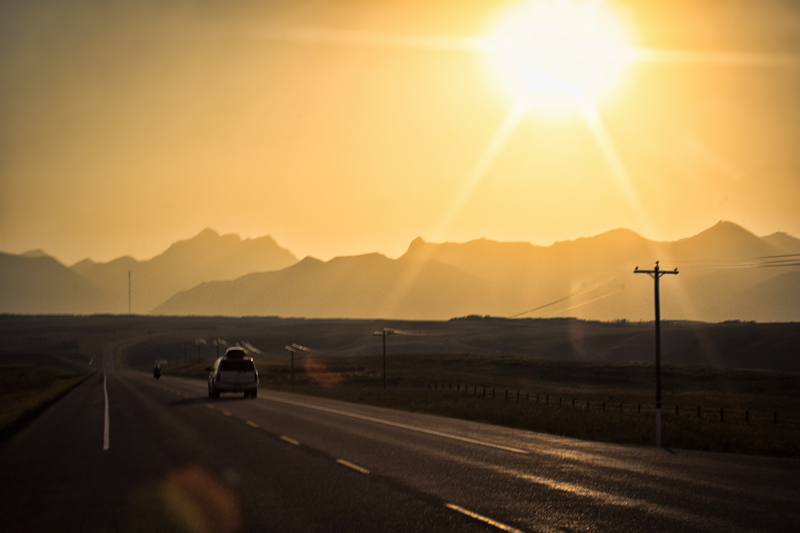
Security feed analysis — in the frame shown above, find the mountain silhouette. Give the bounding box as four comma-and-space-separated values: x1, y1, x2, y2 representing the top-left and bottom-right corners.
0, 252, 108, 314
153, 253, 490, 319
2, 222, 798, 321
154, 221, 799, 321
665, 220, 778, 260
762, 232, 800, 254
70, 229, 297, 313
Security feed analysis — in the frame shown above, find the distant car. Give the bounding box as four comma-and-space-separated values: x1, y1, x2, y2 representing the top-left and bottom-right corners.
206, 347, 259, 399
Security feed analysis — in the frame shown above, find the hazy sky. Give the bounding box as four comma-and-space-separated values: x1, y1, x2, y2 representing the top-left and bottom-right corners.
1, 0, 799, 265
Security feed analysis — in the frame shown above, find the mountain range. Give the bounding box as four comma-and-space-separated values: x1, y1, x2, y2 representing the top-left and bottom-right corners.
1, 229, 296, 314
2, 222, 799, 321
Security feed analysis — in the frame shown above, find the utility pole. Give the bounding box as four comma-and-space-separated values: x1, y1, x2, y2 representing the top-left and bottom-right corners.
284, 344, 309, 388
634, 261, 678, 447
284, 345, 296, 388
128, 271, 131, 314
373, 328, 396, 390
213, 339, 227, 358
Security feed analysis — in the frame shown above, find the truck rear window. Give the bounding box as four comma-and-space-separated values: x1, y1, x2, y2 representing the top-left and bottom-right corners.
220, 360, 256, 372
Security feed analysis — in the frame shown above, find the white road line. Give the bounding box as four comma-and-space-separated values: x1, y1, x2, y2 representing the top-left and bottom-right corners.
260, 394, 528, 454
280, 436, 300, 446
337, 459, 370, 474
446, 504, 524, 533
103, 372, 110, 451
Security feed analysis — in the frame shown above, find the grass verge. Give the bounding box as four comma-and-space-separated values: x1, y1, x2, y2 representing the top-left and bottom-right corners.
0, 366, 94, 440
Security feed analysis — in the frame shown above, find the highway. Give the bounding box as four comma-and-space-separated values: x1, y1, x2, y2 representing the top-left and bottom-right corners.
1, 350, 798, 532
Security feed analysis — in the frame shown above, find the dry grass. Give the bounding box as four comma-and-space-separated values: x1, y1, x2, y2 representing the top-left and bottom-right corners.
0, 365, 92, 437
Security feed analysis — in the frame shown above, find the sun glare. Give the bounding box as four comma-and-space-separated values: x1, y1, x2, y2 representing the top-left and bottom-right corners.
487, 0, 632, 112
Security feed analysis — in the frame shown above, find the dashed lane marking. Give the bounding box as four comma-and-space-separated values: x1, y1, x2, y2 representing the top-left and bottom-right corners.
280, 436, 300, 446
336, 459, 370, 474
246, 421, 259, 428
446, 504, 524, 533
223, 411, 233, 417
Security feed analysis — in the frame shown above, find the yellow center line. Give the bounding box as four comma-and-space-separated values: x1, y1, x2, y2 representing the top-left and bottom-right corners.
280, 435, 300, 446
336, 459, 370, 474
446, 504, 524, 533
246, 420, 259, 428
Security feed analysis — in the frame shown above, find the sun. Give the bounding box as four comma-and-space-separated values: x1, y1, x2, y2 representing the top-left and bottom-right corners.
487, 0, 632, 112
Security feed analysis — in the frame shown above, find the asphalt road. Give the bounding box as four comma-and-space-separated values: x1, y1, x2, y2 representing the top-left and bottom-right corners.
2, 358, 798, 532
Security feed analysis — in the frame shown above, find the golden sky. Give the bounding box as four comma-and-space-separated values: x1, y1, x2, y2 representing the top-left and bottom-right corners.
1, 0, 799, 265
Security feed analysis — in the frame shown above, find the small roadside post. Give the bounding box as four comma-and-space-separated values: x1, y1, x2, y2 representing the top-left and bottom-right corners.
284, 345, 297, 388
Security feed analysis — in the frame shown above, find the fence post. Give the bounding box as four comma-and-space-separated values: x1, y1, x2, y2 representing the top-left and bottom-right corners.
483, 386, 486, 398
676, 405, 679, 416
516, 390, 520, 403
720, 407, 724, 422
587, 400, 590, 410
638, 404, 641, 414
603, 401, 606, 411
536, 393, 540, 404
620, 403, 623, 413
505, 389, 508, 401
572, 398, 575, 409
559, 398, 562, 409
492, 388, 495, 399
697, 406, 701, 418
745, 410, 749, 423
526, 392, 529, 401
546, 395, 549, 404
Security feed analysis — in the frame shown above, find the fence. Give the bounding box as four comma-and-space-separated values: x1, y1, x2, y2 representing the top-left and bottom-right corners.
427, 380, 798, 426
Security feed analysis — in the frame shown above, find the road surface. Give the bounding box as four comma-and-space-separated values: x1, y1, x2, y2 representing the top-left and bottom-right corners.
1, 351, 798, 532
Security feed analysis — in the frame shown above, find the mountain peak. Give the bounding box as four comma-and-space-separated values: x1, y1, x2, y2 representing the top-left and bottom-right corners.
193, 228, 221, 240
705, 220, 751, 235
670, 220, 775, 259
408, 236, 427, 248
21, 249, 48, 258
